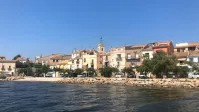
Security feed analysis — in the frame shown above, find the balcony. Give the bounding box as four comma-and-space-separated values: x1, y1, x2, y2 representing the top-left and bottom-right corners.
105, 59, 109, 62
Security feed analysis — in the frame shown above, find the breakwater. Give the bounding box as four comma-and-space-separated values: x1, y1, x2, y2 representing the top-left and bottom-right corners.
57, 77, 199, 88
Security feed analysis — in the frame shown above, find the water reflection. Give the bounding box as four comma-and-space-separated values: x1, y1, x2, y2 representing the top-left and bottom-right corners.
0, 82, 199, 112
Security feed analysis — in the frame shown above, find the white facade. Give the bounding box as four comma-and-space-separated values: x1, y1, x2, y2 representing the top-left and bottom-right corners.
109, 47, 126, 71
187, 57, 199, 63
82, 53, 98, 69
67, 58, 83, 70
176, 43, 188, 47
142, 51, 153, 59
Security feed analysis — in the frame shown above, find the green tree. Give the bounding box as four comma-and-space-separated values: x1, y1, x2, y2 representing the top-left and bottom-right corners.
41, 65, 50, 77
186, 61, 199, 72
136, 58, 151, 75
173, 66, 189, 78
18, 68, 26, 76
99, 67, 119, 77
35, 68, 43, 77
136, 51, 178, 78
122, 67, 133, 77
13, 54, 21, 60
86, 68, 96, 77
74, 68, 84, 75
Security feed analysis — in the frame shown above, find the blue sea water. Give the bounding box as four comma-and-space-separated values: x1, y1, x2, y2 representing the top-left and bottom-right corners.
0, 81, 199, 112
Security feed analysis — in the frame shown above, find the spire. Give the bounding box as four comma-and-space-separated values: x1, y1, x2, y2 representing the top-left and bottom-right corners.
100, 37, 103, 44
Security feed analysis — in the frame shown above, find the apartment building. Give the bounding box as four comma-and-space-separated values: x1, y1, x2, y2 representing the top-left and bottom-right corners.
56, 55, 72, 69
126, 44, 145, 68
35, 54, 61, 66
142, 41, 174, 59
174, 42, 199, 65
153, 41, 174, 55
68, 50, 83, 70
16, 57, 29, 63
0, 56, 16, 75
82, 49, 98, 70
109, 46, 126, 71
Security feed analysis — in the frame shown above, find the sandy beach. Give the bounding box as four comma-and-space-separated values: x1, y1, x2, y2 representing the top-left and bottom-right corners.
15, 77, 63, 82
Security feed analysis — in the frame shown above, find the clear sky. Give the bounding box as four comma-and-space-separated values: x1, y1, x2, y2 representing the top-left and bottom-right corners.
0, 0, 199, 60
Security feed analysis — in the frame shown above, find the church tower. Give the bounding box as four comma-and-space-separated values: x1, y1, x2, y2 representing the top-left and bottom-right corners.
98, 37, 105, 53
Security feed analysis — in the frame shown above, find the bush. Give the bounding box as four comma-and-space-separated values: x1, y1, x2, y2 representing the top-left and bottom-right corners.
0, 74, 6, 79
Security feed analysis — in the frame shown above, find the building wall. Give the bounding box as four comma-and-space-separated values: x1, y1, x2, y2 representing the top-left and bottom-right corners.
36, 54, 61, 65
187, 57, 199, 63
68, 58, 83, 70
153, 48, 168, 53
110, 47, 126, 71
0, 62, 16, 75
125, 48, 142, 67
82, 53, 98, 69
142, 51, 154, 59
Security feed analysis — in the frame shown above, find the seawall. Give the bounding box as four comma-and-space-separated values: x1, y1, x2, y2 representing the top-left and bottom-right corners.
57, 77, 199, 88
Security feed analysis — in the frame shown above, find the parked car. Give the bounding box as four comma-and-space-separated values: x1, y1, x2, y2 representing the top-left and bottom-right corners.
77, 75, 84, 77
139, 74, 148, 79
115, 74, 122, 78
127, 74, 136, 78
188, 72, 199, 79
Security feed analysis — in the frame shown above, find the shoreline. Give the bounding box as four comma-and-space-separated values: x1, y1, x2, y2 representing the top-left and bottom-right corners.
10, 77, 63, 82
57, 77, 199, 89
2, 77, 199, 89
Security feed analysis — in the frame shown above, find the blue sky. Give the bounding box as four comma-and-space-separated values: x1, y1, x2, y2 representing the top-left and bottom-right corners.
0, 0, 199, 60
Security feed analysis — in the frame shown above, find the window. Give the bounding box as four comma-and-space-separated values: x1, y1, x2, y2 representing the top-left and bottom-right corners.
101, 48, 104, 51
84, 58, 86, 62
189, 47, 196, 51
56, 60, 58, 62
91, 59, 94, 64
145, 53, 150, 59
127, 54, 131, 59
53, 60, 55, 62
72, 60, 74, 63
117, 54, 121, 58
189, 58, 193, 62
117, 62, 120, 67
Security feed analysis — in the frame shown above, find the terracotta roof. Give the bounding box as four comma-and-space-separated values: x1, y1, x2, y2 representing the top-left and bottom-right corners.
40, 54, 61, 59
175, 45, 196, 49
174, 52, 189, 58
0, 60, 16, 63
188, 42, 199, 46
62, 55, 72, 60
16, 57, 27, 61
131, 44, 147, 48
142, 45, 153, 51
175, 42, 199, 48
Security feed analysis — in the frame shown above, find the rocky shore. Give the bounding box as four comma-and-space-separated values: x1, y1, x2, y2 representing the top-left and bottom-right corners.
57, 77, 199, 88
0, 76, 24, 81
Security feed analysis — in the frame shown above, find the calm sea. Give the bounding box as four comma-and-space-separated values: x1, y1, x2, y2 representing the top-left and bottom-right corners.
0, 81, 199, 112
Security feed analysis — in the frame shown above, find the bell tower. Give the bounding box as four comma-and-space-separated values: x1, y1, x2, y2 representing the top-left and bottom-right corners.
98, 37, 105, 53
